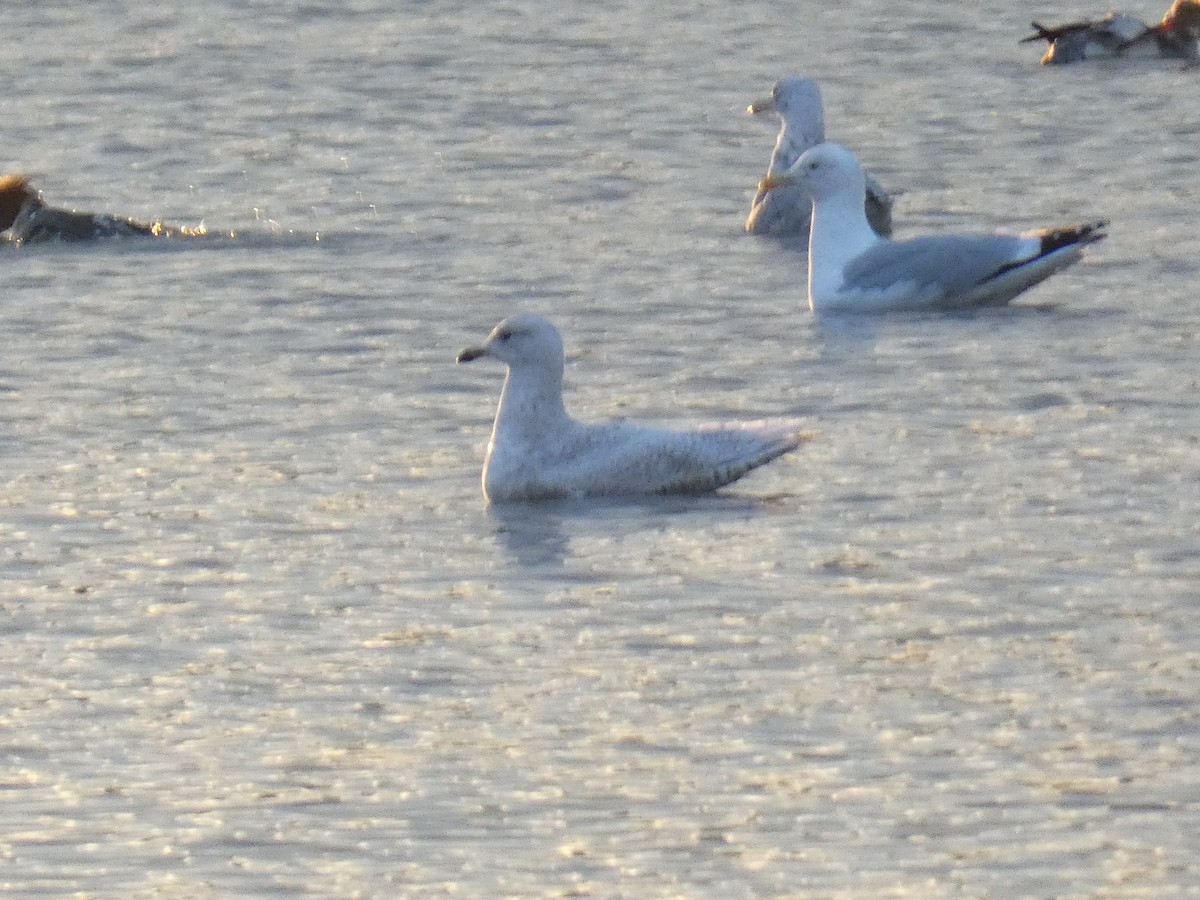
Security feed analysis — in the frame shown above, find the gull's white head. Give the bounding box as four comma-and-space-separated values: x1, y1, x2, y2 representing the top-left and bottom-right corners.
456, 312, 565, 370
748, 76, 824, 135
760, 142, 866, 203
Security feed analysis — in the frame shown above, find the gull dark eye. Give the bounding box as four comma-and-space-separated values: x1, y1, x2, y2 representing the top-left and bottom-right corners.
496, 330, 512, 342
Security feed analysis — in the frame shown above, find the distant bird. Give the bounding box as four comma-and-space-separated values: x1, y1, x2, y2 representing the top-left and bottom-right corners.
0, 174, 202, 244
760, 143, 1107, 314
1022, 12, 1150, 63
457, 313, 807, 502
745, 75, 893, 239
1124, 0, 1200, 58
1022, 1, 1199, 63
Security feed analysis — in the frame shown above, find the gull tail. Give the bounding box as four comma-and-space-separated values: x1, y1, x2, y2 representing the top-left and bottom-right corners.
1026, 220, 1108, 258
993, 220, 1107, 280
669, 421, 811, 493
959, 220, 1107, 308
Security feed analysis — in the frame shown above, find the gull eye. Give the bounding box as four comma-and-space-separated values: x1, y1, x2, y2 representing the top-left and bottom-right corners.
496, 329, 512, 342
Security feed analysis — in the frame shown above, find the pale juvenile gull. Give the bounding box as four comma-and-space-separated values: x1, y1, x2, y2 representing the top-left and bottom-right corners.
1022, 1, 1200, 63
745, 75, 893, 238
760, 143, 1107, 314
457, 314, 807, 503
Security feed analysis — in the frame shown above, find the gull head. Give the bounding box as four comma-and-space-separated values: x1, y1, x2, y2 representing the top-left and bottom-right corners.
747, 75, 822, 123
757, 142, 866, 203
0, 174, 36, 232
456, 312, 565, 369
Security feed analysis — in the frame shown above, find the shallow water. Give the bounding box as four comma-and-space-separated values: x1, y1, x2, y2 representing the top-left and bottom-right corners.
3, 0, 1199, 896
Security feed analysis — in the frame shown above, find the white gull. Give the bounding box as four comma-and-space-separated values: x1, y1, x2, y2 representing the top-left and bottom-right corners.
745, 75, 893, 239
457, 314, 807, 503
761, 143, 1107, 314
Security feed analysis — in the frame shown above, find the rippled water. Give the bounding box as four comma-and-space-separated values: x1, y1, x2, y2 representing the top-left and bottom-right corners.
3, 0, 1199, 896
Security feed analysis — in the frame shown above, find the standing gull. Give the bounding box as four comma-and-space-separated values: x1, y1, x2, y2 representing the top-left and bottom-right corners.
760, 143, 1107, 314
745, 76, 893, 238
457, 314, 807, 503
